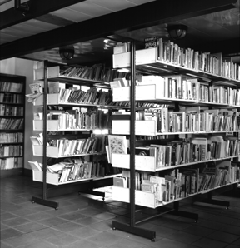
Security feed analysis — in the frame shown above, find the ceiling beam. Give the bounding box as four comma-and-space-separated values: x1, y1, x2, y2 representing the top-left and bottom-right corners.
0, 0, 237, 60
0, 0, 86, 30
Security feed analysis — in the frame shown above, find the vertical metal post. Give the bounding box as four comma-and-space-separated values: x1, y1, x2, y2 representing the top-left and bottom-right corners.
42, 61, 48, 200
130, 41, 136, 227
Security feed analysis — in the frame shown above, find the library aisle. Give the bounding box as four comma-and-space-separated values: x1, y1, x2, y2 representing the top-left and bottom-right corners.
0, 175, 240, 248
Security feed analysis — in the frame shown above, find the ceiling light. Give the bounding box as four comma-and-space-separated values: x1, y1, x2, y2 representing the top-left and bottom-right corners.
167, 25, 188, 39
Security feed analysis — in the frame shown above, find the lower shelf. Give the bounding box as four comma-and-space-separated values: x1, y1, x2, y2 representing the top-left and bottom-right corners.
32, 170, 121, 186
112, 181, 240, 209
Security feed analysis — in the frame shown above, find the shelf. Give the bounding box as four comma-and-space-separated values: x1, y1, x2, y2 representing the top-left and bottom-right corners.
0, 116, 23, 118
0, 91, 23, 94
0, 102, 24, 105
112, 120, 157, 136
33, 120, 92, 132
33, 93, 123, 109
32, 145, 105, 158
112, 154, 237, 172
112, 47, 240, 84
32, 171, 121, 186
112, 180, 240, 209
0, 142, 23, 145
1, 156, 22, 158
0, 129, 23, 132
156, 131, 238, 136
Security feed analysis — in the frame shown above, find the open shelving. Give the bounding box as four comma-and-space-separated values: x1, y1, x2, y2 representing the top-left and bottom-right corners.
0, 73, 26, 177
110, 41, 240, 241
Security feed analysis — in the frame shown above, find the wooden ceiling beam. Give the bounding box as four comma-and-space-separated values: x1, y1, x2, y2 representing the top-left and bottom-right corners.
0, 0, 86, 30
0, 0, 237, 60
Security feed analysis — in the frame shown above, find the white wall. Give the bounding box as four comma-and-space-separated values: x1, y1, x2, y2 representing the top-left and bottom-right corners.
0, 57, 35, 170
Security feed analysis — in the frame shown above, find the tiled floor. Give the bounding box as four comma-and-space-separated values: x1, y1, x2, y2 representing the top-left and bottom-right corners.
1, 175, 240, 248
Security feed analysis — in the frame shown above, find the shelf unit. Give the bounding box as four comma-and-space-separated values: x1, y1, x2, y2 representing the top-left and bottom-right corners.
111, 42, 240, 241
29, 62, 121, 209
0, 73, 26, 177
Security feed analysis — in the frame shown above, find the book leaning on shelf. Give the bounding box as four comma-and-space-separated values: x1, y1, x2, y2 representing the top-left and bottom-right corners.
0, 118, 23, 130
0, 145, 23, 157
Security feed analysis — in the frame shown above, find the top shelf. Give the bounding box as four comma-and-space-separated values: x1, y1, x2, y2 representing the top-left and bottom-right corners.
112, 47, 240, 85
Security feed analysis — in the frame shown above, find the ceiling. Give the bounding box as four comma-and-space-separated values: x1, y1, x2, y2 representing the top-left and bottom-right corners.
0, 0, 239, 65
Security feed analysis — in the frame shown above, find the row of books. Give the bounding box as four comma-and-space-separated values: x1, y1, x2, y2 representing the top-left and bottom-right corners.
116, 162, 240, 202
198, 83, 240, 106
46, 136, 106, 157
0, 118, 23, 130
113, 107, 240, 133
134, 136, 239, 168
0, 105, 23, 116
157, 39, 240, 81
60, 65, 128, 83
43, 110, 110, 130
0, 82, 23, 93
0, 132, 23, 143
0, 145, 23, 157
0, 157, 22, 170
0, 93, 23, 104
59, 87, 112, 105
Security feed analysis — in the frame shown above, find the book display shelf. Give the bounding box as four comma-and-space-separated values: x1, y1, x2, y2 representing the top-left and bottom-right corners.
28, 62, 121, 209
0, 73, 25, 178
110, 41, 240, 241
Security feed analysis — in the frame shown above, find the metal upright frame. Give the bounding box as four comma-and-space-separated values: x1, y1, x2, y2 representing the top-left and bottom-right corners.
112, 41, 156, 241
32, 60, 59, 209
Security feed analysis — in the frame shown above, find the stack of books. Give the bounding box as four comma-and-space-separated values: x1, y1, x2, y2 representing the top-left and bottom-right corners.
0, 82, 23, 92
0, 132, 23, 143
0, 145, 23, 157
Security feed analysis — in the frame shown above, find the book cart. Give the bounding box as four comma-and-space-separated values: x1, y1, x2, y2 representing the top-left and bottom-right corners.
110, 41, 240, 241
29, 61, 121, 209
0, 73, 26, 177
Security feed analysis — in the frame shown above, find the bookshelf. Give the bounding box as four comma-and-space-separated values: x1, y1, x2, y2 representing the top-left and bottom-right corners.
28, 62, 121, 209
0, 73, 26, 178
110, 41, 240, 241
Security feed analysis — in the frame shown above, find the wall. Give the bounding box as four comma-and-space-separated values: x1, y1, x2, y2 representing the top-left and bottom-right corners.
0, 57, 35, 170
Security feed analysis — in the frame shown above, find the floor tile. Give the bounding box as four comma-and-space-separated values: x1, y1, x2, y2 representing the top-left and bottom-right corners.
232, 238, 240, 245
13, 221, 48, 233
154, 238, 199, 248
225, 245, 240, 248
68, 226, 100, 239
88, 220, 114, 231
2, 217, 30, 227
31, 227, 64, 239
25, 211, 53, 221
3, 233, 39, 247
18, 240, 58, 248
87, 231, 123, 247
183, 225, 215, 237
0, 227, 23, 240
37, 216, 69, 227
59, 211, 85, 221
192, 237, 228, 248
46, 232, 80, 246
0, 212, 17, 221
73, 216, 101, 226
52, 221, 82, 232
61, 239, 101, 248
94, 212, 116, 220
0, 241, 12, 248
207, 230, 239, 243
